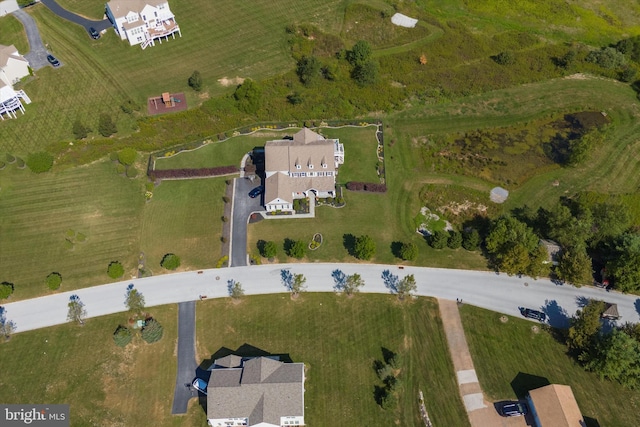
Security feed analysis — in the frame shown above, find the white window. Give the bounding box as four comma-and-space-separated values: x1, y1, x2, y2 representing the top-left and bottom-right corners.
322, 163, 327, 168
309, 164, 313, 169
296, 164, 301, 169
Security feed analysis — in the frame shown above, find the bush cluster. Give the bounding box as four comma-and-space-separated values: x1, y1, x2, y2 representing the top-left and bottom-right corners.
113, 325, 132, 347
107, 261, 125, 279
46, 272, 62, 290
26, 152, 54, 173
161, 253, 181, 270
141, 318, 163, 343
149, 166, 238, 180
346, 181, 387, 192
0, 282, 14, 300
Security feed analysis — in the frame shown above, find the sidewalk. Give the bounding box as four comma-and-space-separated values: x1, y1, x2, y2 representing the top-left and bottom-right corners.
439, 299, 525, 427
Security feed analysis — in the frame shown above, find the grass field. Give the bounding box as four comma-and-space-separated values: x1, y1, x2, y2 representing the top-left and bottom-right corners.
0, 0, 346, 153
0, 304, 205, 426
0, 14, 29, 53
461, 305, 640, 427
197, 293, 469, 426
386, 76, 640, 215
0, 159, 228, 300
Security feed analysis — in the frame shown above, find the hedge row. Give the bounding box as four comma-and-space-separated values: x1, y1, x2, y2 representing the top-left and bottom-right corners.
346, 181, 387, 193
149, 166, 238, 180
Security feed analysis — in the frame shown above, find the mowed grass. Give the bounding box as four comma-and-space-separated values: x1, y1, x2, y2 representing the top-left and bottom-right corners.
460, 305, 640, 427
386, 76, 640, 215
0, 14, 29, 53
197, 293, 469, 427
0, 160, 145, 300
0, 0, 345, 153
0, 159, 228, 299
0, 304, 206, 426
139, 177, 227, 272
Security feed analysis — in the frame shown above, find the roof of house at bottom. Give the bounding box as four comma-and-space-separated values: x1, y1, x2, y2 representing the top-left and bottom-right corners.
528, 384, 584, 427
207, 356, 304, 425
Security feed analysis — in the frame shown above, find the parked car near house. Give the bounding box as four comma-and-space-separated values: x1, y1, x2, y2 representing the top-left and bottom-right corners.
46, 54, 60, 67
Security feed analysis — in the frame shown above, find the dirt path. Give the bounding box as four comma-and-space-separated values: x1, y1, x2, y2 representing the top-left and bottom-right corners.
439, 299, 526, 427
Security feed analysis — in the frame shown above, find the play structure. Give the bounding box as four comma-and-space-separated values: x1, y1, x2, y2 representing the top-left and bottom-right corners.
147, 92, 187, 115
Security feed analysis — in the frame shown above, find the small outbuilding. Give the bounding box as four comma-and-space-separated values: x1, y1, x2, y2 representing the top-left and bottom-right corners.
526, 384, 584, 427
601, 302, 620, 320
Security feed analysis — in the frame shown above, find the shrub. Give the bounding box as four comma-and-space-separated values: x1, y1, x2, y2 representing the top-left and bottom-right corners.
116, 164, 126, 174
346, 181, 387, 192
148, 166, 238, 180
0, 282, 14, 300
46, 272, 62, 290
113, 325, 132, 347
188, 70, 202, 91
448, 230, 463, 249
216, 255, 229, 268
15, 157, 24, 168
462, 229, 481, 251
0, 161, 5, 170
262, 240, 278, 258
141, 318, 163, 343
161, 253, 181, 270
429, 230, 449, 249
399, 242, 418, 261
107, 261, 125, 279
347, 40, 372, 66
125, 167, 138, 178
26, 152, 54, 173
118, 147, 137, 166
354, 235, 376, 260
586, 47, 626, 69
234, 79, 262, 114
5, 153, 15, 163
297, 56, 321, 86
351, 60, 379, 86
98, 113, 117, 137
492, 51, 515, 65
285, 239, 306, 259
109, 152, 119, 162
76, 232, 86, 242
120, 98, 139, 114
72, 119, 90, 139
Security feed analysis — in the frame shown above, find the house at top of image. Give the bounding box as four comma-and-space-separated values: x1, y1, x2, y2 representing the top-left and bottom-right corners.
264, 128, 344, 212
0, 44, 31, 120
105, 0, 181, 49
207, 355, 305, 427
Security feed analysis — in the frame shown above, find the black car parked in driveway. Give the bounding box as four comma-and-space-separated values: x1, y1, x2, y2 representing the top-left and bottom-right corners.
89, 27, 100, 39
500, 402, 528, 417
521, 307, 546, 322
47, 54, 60, 67
248, 185, 264, 198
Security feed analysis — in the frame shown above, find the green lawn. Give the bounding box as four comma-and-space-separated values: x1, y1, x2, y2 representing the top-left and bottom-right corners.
0, 304, 205, 426
0, 159, 145, 300
139, 177, 227, 271
0, 0, 346, 153
460, 305, 640, 427
0, 158, 227, 300
0, 14, 29, 53
197, 293, 469, 427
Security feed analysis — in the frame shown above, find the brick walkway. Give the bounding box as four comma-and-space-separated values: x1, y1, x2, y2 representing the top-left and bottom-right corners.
439, 299, 526, 427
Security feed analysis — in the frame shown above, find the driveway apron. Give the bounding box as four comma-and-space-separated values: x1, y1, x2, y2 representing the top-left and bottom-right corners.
171, 301, 198, 414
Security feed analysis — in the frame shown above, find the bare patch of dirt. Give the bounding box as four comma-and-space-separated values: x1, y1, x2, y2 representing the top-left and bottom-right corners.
218, 76, 245, 86
439, 200, 487, 216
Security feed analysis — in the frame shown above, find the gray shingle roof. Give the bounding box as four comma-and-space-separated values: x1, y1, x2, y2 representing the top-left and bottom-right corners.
207, 356, 304, 425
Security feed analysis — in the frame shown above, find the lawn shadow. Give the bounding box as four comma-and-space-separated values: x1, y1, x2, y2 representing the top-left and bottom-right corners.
390, 241, 404, 259
256, 239, 267, 256
283, 238, 295, 255
635, 299, 640, 317
280, 269, 293, 292
381, 269, 399, 294
510, 372, 550, 399
584, 416, 601, 427
542, 299, 570, 329
343, 233, 356, 257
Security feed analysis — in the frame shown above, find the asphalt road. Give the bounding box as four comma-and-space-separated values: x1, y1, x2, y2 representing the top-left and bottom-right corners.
40, 0, 111, 34
230, 177, 264, 267
3, 264, 639, 334
171, 301, 198, 414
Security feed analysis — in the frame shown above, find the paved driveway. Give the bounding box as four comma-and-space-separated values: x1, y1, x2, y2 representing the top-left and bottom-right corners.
230, 177, 264, 267
12, 10, 51, 70
170, 301, 198, 414
40, 0, 111, 34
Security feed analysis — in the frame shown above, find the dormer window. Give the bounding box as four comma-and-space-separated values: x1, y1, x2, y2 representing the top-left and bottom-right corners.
322, 163, 327, 168
296, 165, 301, 169
309, 164, 313, 169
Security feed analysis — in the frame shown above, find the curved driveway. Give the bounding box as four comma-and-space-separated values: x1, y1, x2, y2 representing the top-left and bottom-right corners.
12, 10, 51, 70
3, 264, 639, 334
40, 0, 111, 33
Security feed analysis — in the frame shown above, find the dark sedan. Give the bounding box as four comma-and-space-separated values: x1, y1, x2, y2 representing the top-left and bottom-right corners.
248, 186, 264, 198
47, 54, 60, 67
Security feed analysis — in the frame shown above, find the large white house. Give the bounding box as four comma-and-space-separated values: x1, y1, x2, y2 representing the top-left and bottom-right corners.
207, 355, 305, 427
264, 128, 344, 212
105, 0, 181, 49
0, 44, 31, 120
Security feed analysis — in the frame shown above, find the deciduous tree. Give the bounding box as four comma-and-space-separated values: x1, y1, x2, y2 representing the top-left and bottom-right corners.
567, 299, 605, 355
343, 273, 365, 295
354, 235, 376, 260
125, 284, 145, 315
67, 294, 87, 325
396, 274, 417, 301
107, 261, 125, 279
